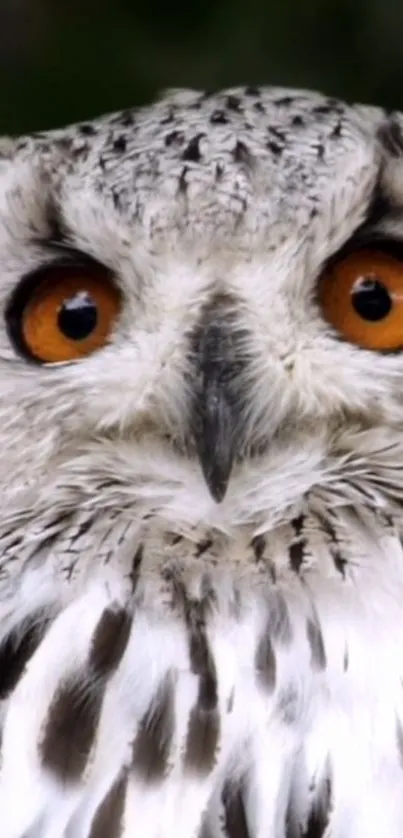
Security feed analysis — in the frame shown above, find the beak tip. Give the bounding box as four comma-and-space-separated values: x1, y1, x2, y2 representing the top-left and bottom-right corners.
209, 481, 228, 504
200, 462, 232, 503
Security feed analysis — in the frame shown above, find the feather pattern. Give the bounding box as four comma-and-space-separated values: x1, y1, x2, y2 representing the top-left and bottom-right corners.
1, 84, 403, 836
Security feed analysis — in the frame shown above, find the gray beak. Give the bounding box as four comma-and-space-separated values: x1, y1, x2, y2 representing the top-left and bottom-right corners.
190, 311, 245, 503
193, 373, 237, 502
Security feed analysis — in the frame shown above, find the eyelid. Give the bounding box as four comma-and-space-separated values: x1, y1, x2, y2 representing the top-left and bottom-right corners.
323, 236, 403, 273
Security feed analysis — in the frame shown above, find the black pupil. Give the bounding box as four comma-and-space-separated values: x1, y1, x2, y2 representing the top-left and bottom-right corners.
57, 291, 97, 340
351, 275, 392, 322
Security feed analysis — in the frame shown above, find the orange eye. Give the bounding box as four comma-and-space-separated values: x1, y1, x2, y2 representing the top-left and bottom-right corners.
8, 264, 121, 363
319, 248, 403, 351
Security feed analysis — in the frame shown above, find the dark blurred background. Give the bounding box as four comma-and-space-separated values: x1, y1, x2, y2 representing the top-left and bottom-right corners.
2, 0, 403, 135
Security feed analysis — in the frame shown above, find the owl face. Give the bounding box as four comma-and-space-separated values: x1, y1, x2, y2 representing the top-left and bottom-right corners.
1, 86, 403, 532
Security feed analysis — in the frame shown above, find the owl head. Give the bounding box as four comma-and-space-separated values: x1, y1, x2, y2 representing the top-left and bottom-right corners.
1, 86, 403, 536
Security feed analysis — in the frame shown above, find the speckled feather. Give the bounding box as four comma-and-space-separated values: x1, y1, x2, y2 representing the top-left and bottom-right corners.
1, 85, 403, 837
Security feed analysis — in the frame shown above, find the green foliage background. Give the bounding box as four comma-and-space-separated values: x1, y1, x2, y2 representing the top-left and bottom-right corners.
2, 0, 403, 134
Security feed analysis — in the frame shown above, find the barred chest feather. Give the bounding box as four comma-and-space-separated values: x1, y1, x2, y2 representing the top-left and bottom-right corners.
1, 500, 403, 838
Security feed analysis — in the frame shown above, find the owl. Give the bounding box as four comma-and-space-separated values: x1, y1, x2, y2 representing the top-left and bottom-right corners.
1, 83, 403, 838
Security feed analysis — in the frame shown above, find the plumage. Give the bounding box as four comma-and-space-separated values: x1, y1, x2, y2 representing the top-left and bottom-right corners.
1, 85, 403, 837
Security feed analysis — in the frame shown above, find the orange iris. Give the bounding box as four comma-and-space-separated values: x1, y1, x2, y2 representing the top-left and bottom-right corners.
319, 249, 403, 350
15, 265, 121, 363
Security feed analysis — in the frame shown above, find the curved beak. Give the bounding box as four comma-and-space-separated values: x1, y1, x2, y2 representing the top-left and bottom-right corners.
190, 314, 245, 503
193, 375, 236, 502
